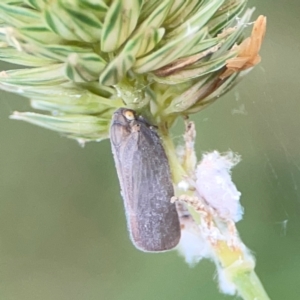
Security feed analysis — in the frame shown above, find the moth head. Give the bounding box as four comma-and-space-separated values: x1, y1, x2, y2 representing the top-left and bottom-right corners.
111, 108, 143, 134
121, 109, 143, 133
111, 108, 136, 125
123, 109, 135, 121
110, 108, 135, 147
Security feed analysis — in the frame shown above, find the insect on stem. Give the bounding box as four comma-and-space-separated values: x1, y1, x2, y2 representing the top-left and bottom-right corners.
110, 108, 181, 252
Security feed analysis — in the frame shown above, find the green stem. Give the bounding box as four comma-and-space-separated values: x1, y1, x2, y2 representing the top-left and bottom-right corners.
233, 271, 270, 300
159, 125, 186, 184
160, 128, 270, 300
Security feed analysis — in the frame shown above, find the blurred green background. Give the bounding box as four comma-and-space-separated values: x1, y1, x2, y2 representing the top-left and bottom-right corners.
0, 1, 299, 299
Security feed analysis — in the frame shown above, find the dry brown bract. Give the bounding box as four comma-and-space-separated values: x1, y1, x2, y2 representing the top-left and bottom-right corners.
220, 15, 267, 80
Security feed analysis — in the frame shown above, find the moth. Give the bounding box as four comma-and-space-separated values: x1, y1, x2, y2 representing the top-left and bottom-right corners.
110, 108, 181, 252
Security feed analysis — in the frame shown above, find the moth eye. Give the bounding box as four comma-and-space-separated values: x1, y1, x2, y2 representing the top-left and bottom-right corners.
123, 110, 135, 121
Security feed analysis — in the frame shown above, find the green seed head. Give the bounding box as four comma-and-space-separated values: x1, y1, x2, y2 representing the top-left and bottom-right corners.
0, 0, 266, 142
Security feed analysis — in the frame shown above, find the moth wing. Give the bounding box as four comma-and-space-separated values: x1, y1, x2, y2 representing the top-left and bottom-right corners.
127, 125, 180, 251
110, 117, 180, 252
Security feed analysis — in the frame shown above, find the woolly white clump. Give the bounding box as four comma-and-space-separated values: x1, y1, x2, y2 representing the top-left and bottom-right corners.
216, 266, 237, 295
196, 151, 243, 222
177, 225, 210, 266
175, 201, 211, 266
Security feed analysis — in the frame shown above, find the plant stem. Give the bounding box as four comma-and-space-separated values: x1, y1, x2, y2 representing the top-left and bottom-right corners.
213, 241, 270, 300
233, 271, 271, 300
159, 125, 186, 184
160, 128, 270, 300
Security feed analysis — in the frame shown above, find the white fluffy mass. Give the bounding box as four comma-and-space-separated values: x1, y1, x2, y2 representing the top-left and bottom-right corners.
177, 226, 210, 266
196, 151, 243, 222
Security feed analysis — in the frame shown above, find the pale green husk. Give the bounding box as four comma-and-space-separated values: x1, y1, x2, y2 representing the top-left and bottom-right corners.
0, 0, 252, 142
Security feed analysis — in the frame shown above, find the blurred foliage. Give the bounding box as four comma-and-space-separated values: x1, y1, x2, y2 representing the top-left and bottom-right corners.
1, 1, 300, 300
